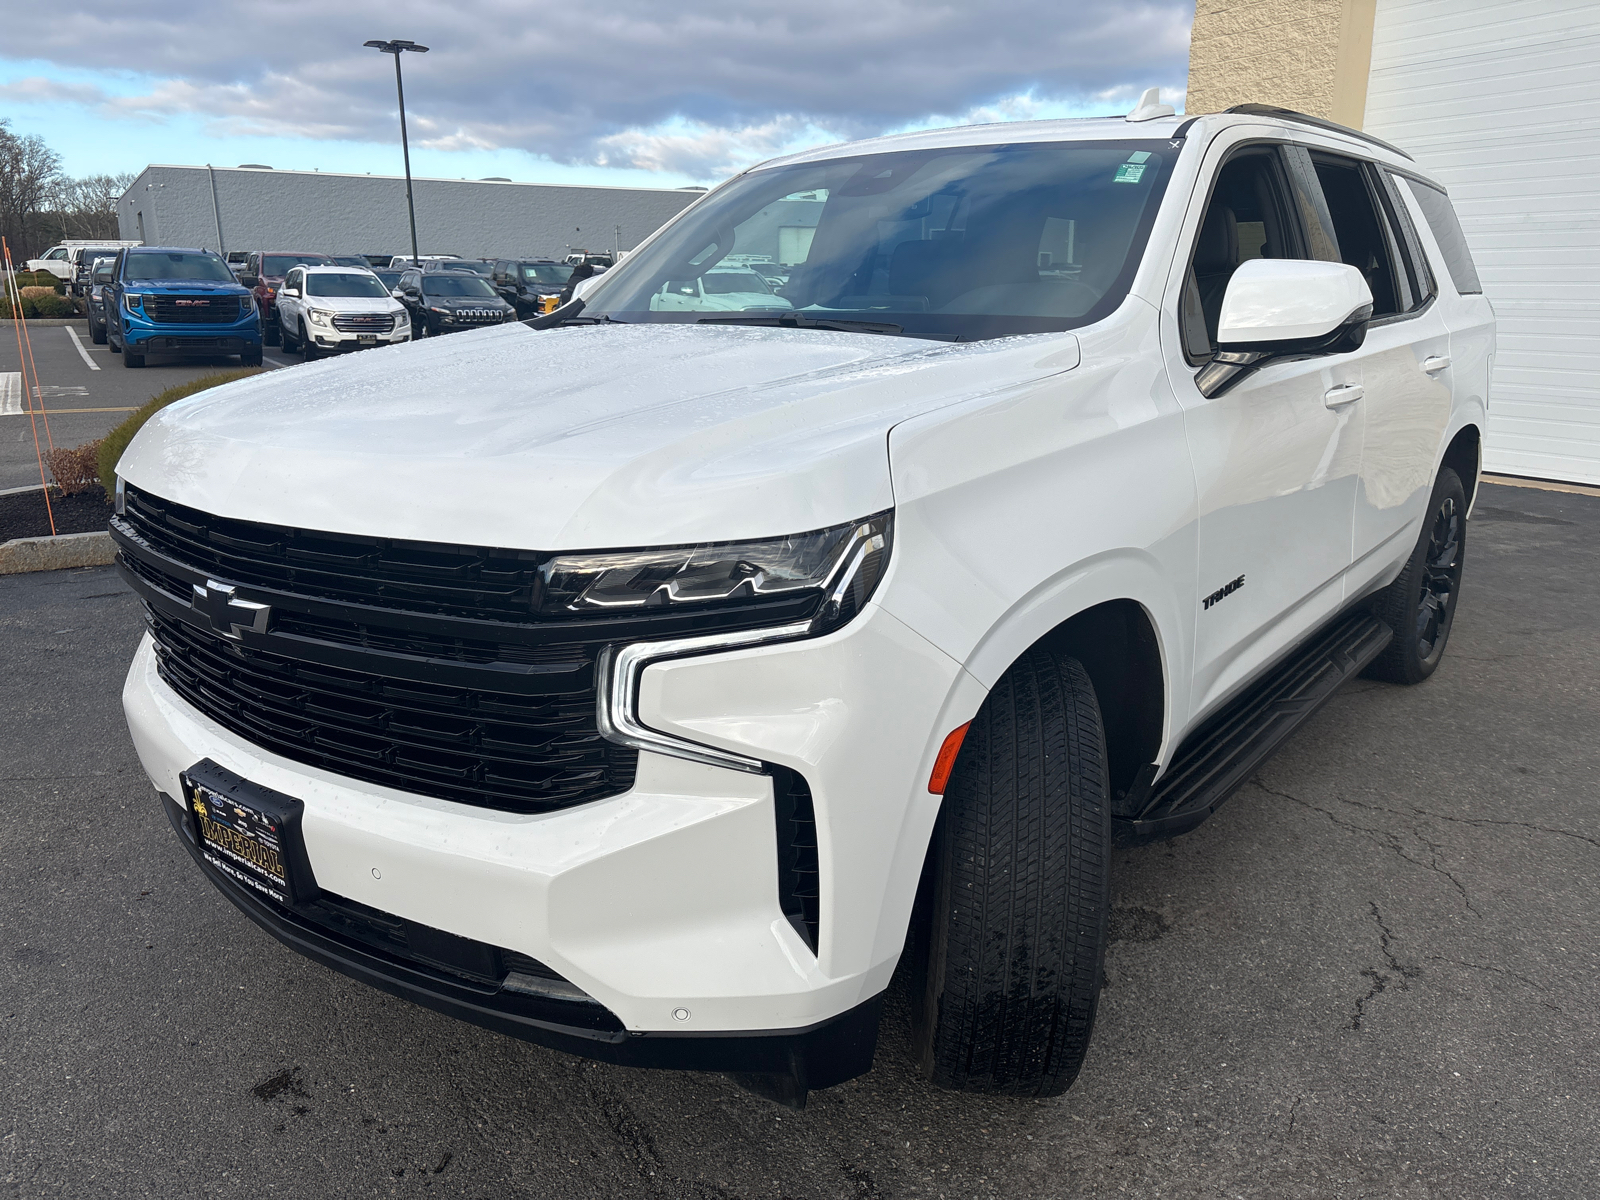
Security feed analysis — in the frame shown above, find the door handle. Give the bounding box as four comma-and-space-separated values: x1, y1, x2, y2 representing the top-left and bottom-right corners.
1324, 383, 1364, 408
1423, 355, 1452, 374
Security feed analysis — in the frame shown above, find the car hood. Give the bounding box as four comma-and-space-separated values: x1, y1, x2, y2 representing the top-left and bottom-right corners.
123, 279, 248, 294
118, 321, 1080, 549
424, 294, 506, 305
304, 295, 406, 313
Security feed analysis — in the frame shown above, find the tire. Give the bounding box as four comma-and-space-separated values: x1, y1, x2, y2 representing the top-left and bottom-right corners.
123, 349, 145, 368
241, 350, 263, 367
1364, 467, 1467, 685
911, 645, 1111, 1096
280, 318, 297, 353
301, 321, 317, 361
264, 316, 280, 346
90, 318, 106, 345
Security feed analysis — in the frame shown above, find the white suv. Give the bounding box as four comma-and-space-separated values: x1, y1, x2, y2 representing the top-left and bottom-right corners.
274, 265, 411, 358
111, 103, 1491, 1106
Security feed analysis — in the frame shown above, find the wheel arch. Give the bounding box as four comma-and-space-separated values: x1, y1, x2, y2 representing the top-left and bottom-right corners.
1439, 422, 1481, 513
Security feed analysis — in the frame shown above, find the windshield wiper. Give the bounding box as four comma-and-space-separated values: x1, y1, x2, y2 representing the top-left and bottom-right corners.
697, 314, 904, 336
525, 298, 626, 330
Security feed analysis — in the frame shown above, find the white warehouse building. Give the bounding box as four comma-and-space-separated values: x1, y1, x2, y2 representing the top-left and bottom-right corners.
117, 165, 703, 262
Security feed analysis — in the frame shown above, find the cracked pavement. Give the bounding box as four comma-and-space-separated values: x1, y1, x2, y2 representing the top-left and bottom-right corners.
3, 481, 1597, 1198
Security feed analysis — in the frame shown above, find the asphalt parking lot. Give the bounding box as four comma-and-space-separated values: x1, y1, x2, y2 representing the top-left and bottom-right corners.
0, 319, 288, 491
2, 479, 1597, 1199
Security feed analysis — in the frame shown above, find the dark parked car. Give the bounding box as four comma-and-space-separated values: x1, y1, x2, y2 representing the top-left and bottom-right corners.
491, 259, 574, 317
419, 258, 495, 277
395, 268, 516, 336
372, 270, 405, 294
105, 247, 263, 368
70, 245, 136, 298
327, 255, 374, 268
86, 257, 118, 343
237, 251, 334, 344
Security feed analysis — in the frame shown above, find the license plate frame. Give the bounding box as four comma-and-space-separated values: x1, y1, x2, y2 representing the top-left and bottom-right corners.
357, 334, 377, 345
180, 760, 318, 906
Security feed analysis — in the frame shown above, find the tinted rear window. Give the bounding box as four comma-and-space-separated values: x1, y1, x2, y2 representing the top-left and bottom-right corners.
1401, 178, 1482, 295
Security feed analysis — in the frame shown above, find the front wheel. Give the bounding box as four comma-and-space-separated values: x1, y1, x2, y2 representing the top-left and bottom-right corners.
241, 349, 263, 367
263, 317, 280, 347
90, 318, 106, 345
300, 321, 318, 361
280, 318, 297, 352
1364, 467, 1467, 685
123, 349, 145, 368
911, 645, 1111, 1096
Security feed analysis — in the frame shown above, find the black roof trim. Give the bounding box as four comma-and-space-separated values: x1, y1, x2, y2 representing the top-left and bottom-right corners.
1225, 104, 1414, 161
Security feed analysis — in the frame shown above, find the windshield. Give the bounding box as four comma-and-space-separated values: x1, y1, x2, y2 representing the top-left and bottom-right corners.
373, 271, 403, 289
520, 263, 573, 285
586, 140, 1173, 340
79, 248, 121, 263
327, 255, 371, 267
433, 260, 493, 277
306, 272, 390, 298
263, 254, 332, 276
422, 275, 498, 298
123, 252, 236, 283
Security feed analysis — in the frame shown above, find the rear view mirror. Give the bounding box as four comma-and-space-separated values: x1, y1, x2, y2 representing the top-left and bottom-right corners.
1216, 259, 1372, 349
1198, 259, 1373, 398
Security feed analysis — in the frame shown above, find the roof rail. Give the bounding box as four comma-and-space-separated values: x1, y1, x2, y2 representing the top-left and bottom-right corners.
1224, 104, 1414, 161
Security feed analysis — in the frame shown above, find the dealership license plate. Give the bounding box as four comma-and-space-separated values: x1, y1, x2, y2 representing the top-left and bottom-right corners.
186, 777, 297, 904
357, 334, 376, 344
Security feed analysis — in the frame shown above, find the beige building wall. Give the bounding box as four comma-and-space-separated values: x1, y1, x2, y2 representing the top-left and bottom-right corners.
1186, 0, 1378, 127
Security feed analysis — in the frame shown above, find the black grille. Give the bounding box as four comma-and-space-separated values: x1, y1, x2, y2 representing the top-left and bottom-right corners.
332, 312, 395, 333
773, 767, 820, 953
149, 295, 241, 323
115, 484, 819, 814
148, 605, 633, 813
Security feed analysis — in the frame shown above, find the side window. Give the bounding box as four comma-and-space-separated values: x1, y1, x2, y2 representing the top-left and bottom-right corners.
46, 248, 68, 261
1375, 170, 1435, 311
1181, 145, 1304, 362
1402, 178, 1483, 295
1310, 155, 1404, 318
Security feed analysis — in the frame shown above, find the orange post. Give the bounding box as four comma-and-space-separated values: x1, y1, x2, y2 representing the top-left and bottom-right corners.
2, 238, 56, 535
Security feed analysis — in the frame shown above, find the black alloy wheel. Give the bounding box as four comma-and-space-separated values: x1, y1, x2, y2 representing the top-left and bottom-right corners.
1365, 467, 1467, 685
280, 318, 297, 353
301, 320, 318, 362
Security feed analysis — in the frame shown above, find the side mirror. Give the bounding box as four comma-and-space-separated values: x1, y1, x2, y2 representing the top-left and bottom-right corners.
280, 286, 299, 298
240, 274, 259, 288
391, 288, 406, 300
1198, 259, 1373, 398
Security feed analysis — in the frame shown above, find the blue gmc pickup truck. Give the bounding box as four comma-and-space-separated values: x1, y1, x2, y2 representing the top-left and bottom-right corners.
107, 247, 264, 369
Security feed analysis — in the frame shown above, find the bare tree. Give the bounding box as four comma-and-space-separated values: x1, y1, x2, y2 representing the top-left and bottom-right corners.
0, 118, 64, 259
44, 173, 137, 241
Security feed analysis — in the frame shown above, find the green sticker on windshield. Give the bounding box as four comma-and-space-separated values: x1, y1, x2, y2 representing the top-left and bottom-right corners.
1114, 162, 1147, 184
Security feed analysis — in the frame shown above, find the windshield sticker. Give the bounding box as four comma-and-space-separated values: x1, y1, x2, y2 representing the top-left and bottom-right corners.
1126, 151, 1152, 164
1114, 162, 1148, 184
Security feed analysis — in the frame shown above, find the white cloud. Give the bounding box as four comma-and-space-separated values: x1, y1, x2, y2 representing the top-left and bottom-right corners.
1, 2, 1194, 180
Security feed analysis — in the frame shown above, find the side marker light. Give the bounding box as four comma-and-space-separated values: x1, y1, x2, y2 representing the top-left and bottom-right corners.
927, 722, 972, 795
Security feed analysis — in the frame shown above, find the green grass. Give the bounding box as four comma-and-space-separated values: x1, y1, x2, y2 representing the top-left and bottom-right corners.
98, 368, 265, 496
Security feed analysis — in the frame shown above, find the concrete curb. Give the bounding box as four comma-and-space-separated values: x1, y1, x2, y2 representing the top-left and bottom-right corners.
0, 531, 116, 574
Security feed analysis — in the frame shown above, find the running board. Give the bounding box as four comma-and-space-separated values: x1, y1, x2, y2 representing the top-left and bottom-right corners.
1113, 611, 1393, 845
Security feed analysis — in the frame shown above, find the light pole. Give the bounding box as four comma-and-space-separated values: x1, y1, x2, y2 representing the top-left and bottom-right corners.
363, 38, 429, 266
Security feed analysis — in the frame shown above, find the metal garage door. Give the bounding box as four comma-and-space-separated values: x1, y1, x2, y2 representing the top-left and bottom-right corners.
1363, 0, 1600, 484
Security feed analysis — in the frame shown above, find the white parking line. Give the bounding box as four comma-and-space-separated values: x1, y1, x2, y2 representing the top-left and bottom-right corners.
262, 355, 293, 369
0, 372, 21, 415
65, 326, 101, 370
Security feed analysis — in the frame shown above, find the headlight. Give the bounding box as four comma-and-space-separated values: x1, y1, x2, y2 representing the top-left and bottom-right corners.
308, 308, 333, 326
394, 309, 409, 325
239, 292, 256, 315
115, 476, 126, 516
125, 293, 146, 311
429, 306, 450, 315
541, 511, 892, 634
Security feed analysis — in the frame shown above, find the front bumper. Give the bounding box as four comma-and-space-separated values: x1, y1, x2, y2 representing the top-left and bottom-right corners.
123, 602, 973, 1055
308, 323, 411, 350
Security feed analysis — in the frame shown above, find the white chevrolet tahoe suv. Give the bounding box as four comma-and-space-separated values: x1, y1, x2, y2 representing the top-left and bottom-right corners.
273, 265, 411, 358
113, 103, 1491, 1106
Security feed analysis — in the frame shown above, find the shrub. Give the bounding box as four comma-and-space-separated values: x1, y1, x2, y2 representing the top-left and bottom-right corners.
12, 271, 63, 291
19, 285, 56, 300
98, 368, 265, 496
0, 292, 77, 318
46, 439, 106, 497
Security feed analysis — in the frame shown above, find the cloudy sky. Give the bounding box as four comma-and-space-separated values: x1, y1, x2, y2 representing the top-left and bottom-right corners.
1, 2, 1193, 187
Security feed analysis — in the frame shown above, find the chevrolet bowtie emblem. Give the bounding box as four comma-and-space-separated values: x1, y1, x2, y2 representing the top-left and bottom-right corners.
192, 579, 271, 640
